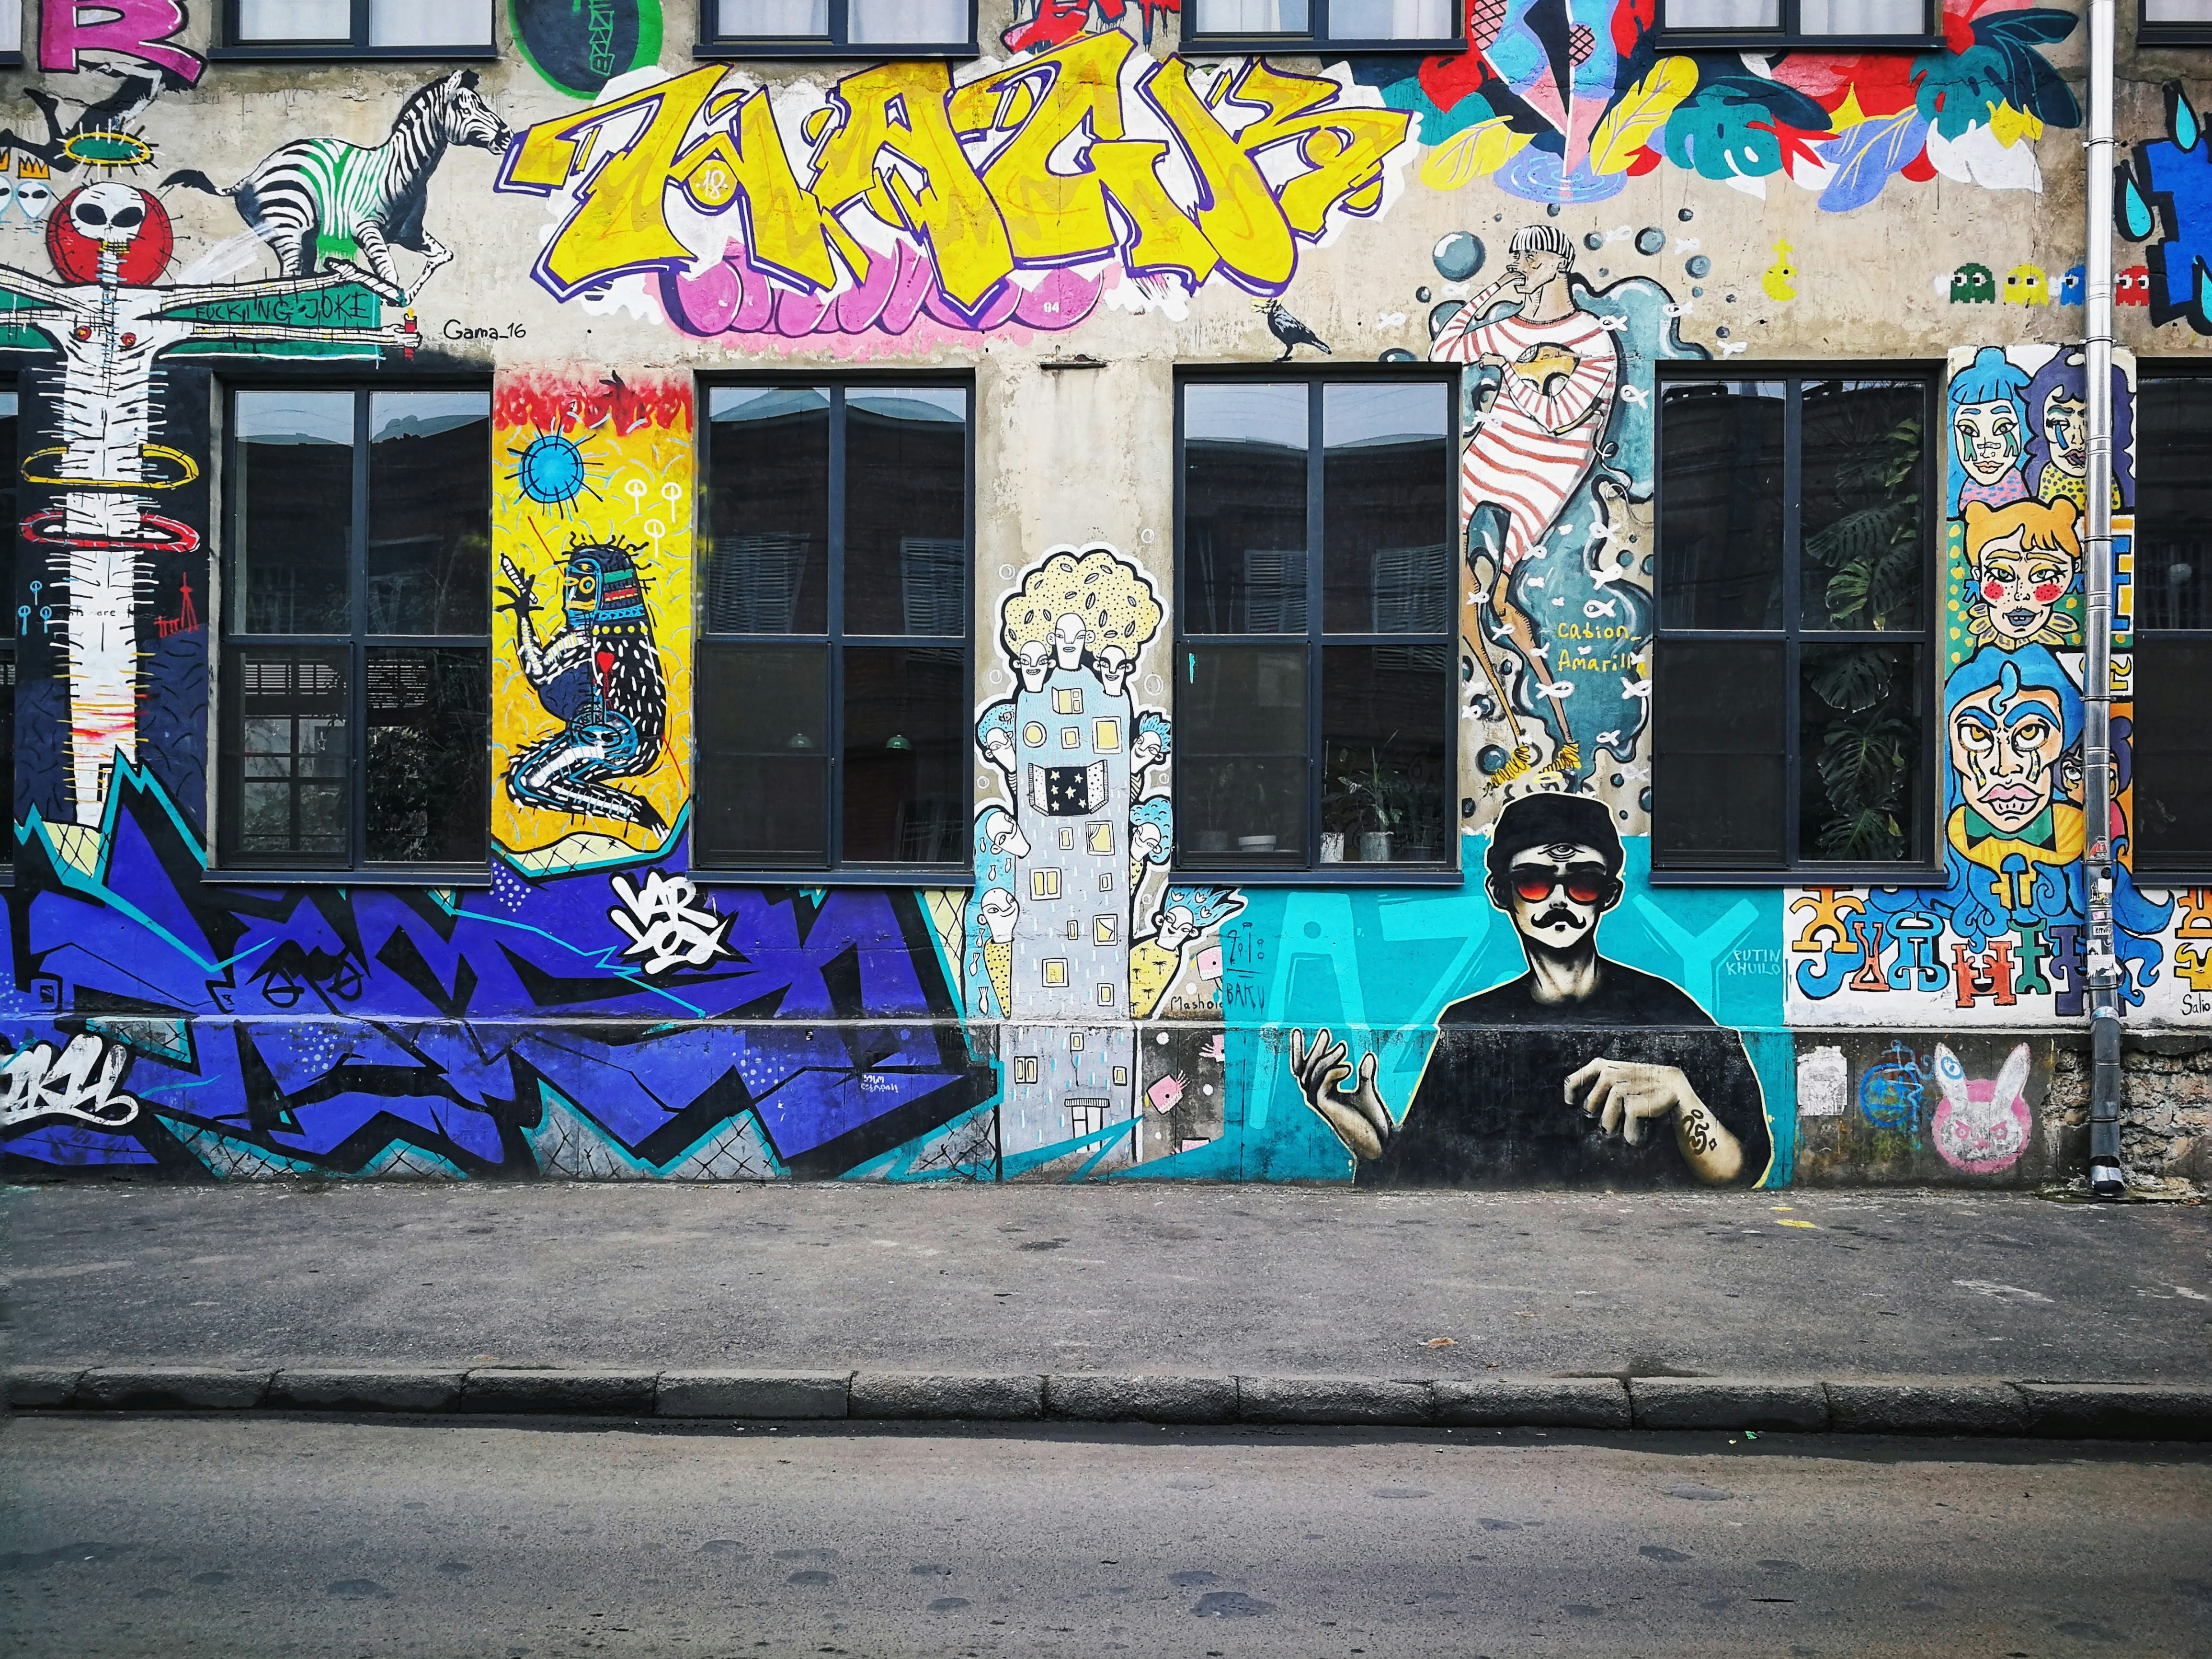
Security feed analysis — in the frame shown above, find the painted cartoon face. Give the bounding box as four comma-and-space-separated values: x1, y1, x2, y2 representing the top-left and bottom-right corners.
1950, 679, 2065, 835
48, 182, 171, 285
982, 807, 1030, 858
1050, 611, 1090, 670
1155, 905, 1199, 950
1505, 239, 1566, 292
1015, 639, 1050, 691
1953, 398, 2024, 488
564, 557, 603, 620
978, 885, 1018, 943
1094, 643, 1130, 693
2040, 390, 2088, 479
1498, 841, 1615, 954
2117, 266, 2150, 307
1130, 730, 1163, 773
983, 725, 1016, 770
2002, 264, 2048, 307
1975, 534, 2075, 648
1131, 820, 1165, 861
1950, 263, 1995, 304
16, 177, 52, 227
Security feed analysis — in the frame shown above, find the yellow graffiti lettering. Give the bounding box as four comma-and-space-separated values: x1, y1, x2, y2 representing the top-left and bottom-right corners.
1146, 58, 1295, 292
1223, 59, 1410, 239
950, 33, 1132, 265
810, 61, 1013, 311
513, 65, 731, 299
670, 87, 853, 292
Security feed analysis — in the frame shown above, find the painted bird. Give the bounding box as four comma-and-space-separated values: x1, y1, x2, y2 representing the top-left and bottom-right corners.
1255, 298, 1330, 361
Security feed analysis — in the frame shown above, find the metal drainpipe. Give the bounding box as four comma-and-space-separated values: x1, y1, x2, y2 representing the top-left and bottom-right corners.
2083, 0, 2126, 1200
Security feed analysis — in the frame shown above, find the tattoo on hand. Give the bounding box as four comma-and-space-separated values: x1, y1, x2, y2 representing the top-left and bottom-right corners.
1682, 1110, 1716, 1154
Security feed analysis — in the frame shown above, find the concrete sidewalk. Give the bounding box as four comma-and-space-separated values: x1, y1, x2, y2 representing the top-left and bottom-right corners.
6, 1182, 2207, 1388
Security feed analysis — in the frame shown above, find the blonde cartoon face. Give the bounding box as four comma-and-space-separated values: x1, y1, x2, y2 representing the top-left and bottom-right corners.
1975, 535, 2075, 648
978, 885, 1019, 943
1954, 398, 2024, 488
1094, 642, 1131, 694
1051, 611, 1091, 670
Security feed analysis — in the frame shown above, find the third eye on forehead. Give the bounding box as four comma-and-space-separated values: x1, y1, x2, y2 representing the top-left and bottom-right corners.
1510, 841, 1596, 868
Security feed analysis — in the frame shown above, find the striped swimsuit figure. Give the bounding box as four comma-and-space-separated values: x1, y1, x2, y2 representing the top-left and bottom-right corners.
1433, 306, 1619, 570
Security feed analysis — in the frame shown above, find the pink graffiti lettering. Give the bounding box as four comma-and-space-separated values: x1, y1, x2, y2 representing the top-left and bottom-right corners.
40, 0, 204, 86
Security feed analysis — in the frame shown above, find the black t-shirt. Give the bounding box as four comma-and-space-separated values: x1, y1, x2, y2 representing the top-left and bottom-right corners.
1356, 958, 1772, 1189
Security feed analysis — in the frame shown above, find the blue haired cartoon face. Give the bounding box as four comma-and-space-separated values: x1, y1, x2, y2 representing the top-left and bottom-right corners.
1949, 655, 2069, 838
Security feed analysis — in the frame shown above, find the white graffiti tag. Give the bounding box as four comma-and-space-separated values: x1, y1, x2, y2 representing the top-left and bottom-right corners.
608, 871, 736, 976
0, 1034, 141, 1129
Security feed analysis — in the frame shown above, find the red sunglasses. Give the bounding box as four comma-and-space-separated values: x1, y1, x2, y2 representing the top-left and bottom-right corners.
1510, 865, 1612, 905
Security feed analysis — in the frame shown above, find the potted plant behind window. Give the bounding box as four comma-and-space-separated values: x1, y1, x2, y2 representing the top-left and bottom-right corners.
1338, 744, 1413, 863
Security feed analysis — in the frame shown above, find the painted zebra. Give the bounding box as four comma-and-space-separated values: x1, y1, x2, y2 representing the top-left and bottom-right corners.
163, 70, 510, 298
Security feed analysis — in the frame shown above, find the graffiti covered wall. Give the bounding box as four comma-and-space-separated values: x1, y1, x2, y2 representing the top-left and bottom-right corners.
0, 0, 2204, 1190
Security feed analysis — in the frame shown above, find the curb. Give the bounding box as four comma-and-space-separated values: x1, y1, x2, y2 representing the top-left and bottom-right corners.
9, 1366, 2210, 1441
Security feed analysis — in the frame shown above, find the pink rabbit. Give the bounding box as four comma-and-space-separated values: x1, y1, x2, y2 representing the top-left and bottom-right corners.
1931, 1043, 2031, 1174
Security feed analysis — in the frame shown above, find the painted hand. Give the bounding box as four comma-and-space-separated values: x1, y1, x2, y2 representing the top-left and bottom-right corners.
1289, 1027, 1394, 1162
497, 554, 538, 618
1565, 1058, 1693, 1145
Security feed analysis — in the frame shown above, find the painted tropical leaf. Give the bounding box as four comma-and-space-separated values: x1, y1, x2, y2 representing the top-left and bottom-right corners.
1816, 108, 1931, 213
1588, 56, 1699, 175
1973, 8, 2081, 129
1419, 117, 1533, 190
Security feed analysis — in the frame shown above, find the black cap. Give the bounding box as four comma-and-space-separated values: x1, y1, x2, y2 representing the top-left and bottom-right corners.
1485, 793, 1624, 880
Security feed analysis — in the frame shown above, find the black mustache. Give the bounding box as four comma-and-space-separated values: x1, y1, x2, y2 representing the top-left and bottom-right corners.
1532, 905, 1583, 929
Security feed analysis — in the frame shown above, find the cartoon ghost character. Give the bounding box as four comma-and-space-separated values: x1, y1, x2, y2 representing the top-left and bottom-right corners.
2057, 264, 2086, 305
1762, 241, 1797, 302
1950, 262, 1995, 304
2117, 266, 2150, 307
2002, 264, 2048, 306
1930, 1043, 2031, 1173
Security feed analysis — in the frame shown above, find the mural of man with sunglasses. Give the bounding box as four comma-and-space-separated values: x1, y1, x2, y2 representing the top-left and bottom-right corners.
1291, 795, 1770, 1187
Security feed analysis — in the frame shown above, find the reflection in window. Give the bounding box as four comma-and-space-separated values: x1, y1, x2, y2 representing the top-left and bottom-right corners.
2132, 374, 2212, 871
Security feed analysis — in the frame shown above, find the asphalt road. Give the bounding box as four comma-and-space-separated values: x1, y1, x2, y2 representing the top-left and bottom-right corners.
9, 1182, 2211, 1379
4, 1417, 2208, 1658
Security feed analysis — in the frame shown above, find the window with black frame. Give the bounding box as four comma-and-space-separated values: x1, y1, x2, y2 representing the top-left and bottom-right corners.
2140, 0, 2212, 45
697, 382, 970, 876
1653, 374, 1936, 875
1184, 0, 1463, 49
221, 0, 492, 55
218, 388, 491, 873
1653, 0, 1938, 48
1176, 374, 1456, 875
2130, 372, 2212, 875
702, 0, 973, 54
0, 385, 14, 837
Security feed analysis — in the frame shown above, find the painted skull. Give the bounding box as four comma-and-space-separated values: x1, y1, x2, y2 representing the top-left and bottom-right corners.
47, 183, 172, 285
16, 177, 52, 227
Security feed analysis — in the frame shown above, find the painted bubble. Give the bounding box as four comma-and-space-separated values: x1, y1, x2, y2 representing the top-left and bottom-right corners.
1686, 255, 1710, 278
1584, 232, 1605, 251
1415, 285, 1432, 302
1691, 286, 1704, 298
1634, 227, 1665, 256
1432, 231, 1484, 282
1678, 207, 1695, 222
1477, 745, 1510, 775
1428, 300, 1465, 339
1378, 347, 1417, 363
1716, 326, 1730, 338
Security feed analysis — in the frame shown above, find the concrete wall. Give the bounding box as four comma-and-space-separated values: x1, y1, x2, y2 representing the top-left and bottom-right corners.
0, 0, 2205, 1190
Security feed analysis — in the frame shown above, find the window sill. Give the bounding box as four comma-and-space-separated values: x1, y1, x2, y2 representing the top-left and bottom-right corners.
207, 44, 499, 60
692, 41, 977, 59
0, 53, 21, 67
1173, 864, 1463, 887
205, 866, 494, 889
688, 866, 975, 888
1181, 35, 1466, 53
2135, 869, 2212, 891
1648, 865, 1947, 888
1649, 30, 1941, 49
2135, 25, 2212, 45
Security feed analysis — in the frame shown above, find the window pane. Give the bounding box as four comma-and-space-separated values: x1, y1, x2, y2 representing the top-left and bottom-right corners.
364, 647, 488, 864
1799, 0, 1923, 31
1665, 0, 1779, 24
2133, 639, 2212, 870
1184, 383, 1308, 635
718, 0, 826, 34
843, 646, 964, 864
1799, 380, 1927, 633
707, 386, 828, 635
1659, 381, 1784, 630
236, 392, 353, 635
845, 387, 966, 637
2136, 378, 2212, 632
0, 654, 13, 828
1177, 643, 1307, 867
0, 392, 15, 641
1323, 381, 1451, 635
238, 0, 348, 35
2148, 0, 2212, 18
1323, 645, 1451, 863
368, 392, 489, 636
696, 643, 828, 866
1653, 640, 1786, 865
221, 646, 349, 866
848, 0, 965, 41
1194, 0, 1309, 28
370, 0, 491, 44
1799, 642, 1924, 863
1327, 0, 1450, 36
